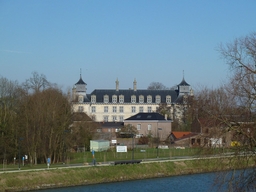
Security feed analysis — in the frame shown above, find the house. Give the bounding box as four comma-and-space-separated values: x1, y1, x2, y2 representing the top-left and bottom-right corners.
169, 131, 199, 147
123, 112, 172, 141
95, 122, 123, 140
71, 73, 193, 123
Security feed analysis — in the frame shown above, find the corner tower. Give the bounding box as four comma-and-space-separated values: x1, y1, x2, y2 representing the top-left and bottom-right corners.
72, 71, 87, 102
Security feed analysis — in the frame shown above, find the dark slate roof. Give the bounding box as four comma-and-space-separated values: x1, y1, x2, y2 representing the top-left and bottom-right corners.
125, 112, 171, 121
178, 78, 190, 86
75, 76, 87, 85
89, 89, 178, 103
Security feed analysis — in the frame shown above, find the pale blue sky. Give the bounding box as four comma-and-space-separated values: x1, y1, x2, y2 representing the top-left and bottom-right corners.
1, 1, 256, 92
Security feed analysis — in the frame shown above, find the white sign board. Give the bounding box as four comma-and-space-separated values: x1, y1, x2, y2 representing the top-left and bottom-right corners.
116, 146, 127, 152
112, 140, 117, 144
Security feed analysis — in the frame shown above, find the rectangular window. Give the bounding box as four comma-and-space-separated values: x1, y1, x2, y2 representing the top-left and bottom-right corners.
139, 106, 144, 113
91, 106, 96, 113
137, 124, 141, 131
148, 124, 152, 131
113, 106, 117, 113
112, 116, 117, 122
78, 106, 84, 112
119, 116, 124, 122
132, 106, 136, 113
166, 96, 171, 104
119, 106, 124, 113
104, 106, 108, 113
108, 128, 111, 132
104, 116, 108, 122
148, 106, 152, 112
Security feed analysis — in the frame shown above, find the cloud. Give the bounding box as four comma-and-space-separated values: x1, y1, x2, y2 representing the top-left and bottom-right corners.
0, 49, 32, 54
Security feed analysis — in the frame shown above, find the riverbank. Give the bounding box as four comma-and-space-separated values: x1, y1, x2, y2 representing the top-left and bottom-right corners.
0, 157, 254, 191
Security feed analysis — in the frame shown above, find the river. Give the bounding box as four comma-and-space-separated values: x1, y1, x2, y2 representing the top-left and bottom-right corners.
32, 171, 232, 192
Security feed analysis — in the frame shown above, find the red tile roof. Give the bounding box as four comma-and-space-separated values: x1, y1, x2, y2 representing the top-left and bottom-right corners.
172, 132, 191, 139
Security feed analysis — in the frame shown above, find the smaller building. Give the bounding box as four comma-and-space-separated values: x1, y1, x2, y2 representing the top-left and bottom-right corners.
90, 140, 110, 152
124, 112, 172, 141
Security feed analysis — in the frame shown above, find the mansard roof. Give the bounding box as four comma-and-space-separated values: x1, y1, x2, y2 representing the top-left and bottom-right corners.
89, 89, 178, 103
178, 78, 190, 86
125, 112, 171, 121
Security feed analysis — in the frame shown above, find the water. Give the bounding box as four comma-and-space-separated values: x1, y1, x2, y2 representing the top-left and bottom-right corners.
35, 172, 223, 192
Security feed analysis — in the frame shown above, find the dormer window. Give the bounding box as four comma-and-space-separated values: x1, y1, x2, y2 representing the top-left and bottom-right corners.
112, 95, 117, 103
91, 95, 96, 103
104, 95, 109, 103
139, 95, 144, 103
78, 95, 83, 103
131, 95, 136, 103
147, 95, 152, 103
166, 95, 171, 104
155, 95, 161, 104
119, 95, 124, 103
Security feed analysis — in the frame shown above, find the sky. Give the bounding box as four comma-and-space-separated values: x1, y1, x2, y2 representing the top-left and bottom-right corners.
1, 0, 256, 93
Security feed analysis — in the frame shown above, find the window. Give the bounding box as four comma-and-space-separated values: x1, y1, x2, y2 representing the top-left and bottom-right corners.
119, 116, 124, 122
119, 95, 124, 103
139, 95, 144, 103
148, 124, 152, 131
132, 106, 136, 113
112, 106, 117, 113
119, 106, 124, 113
147, 95, 152, 103
147, 106, 152, 112
137, 124, 141, 131
139, 106, 144, 112
97, 129, 101, 132
112, 116, 117, 122
166, 96, 171, 104
104, 106, 108, 113
108, 128, 111, 132
155, 95, 161, 104
104, 95, 109, 103
112, 95, 117, 103
131, 95, 136, 103
104, 116, 108, 122
78, 96, 83, 103
78, 106, 84, 112
91, 106, 96, 113
91, 95, 96, 103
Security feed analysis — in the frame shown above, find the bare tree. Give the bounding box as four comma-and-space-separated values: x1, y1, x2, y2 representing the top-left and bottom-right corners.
0, 77, 21, 161
147, 82, 169, 90
17, 86, 73, 164
22, 72, 50, 93
194, 32, 256, 191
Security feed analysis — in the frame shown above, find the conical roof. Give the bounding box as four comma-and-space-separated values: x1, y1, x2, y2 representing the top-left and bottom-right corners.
75, 75, 87, 85
178, 78, 190, 86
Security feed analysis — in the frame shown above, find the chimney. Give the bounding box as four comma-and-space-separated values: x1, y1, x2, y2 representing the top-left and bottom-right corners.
133, 78, 137, 91
116, 78, 119, 91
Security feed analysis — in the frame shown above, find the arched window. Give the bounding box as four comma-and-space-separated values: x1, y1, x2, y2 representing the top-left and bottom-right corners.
104, 95, 109, 103
147, 95, 152, 103
131, 95, 136, 103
